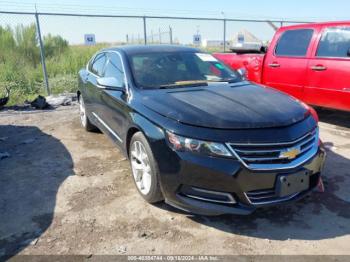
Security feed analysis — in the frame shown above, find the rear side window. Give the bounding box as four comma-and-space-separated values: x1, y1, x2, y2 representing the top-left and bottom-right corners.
317, 27, 350, 58
275, 29, 314, 57
91, 53, 106, 76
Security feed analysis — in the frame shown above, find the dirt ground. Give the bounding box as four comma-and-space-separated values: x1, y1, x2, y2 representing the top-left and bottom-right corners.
0, 105, 349, 257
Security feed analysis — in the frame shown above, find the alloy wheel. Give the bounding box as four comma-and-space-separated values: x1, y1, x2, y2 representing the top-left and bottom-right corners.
130, 141, 152, 195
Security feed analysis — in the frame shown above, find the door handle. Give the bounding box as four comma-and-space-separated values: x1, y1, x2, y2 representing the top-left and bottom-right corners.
311, 65, 327, 71
268, 63, 280, 68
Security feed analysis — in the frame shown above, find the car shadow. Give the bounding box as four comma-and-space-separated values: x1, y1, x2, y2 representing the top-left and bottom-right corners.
316, 107, 350, 128
156, 142, 350, 241
0, 125, 74, 259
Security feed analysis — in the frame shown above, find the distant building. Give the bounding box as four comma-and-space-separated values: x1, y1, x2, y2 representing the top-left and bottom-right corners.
201, 40, 231, 48
232, 29, 261, 45
201, 30, 263, 50
231, 29, 264, 52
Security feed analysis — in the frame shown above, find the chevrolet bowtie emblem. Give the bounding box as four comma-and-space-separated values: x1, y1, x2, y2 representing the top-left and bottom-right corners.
279, 147, 301, 160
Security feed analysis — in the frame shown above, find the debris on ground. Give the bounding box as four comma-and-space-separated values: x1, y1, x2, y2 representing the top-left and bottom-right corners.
1, 93, 77, 111
46, 93, 77, 107
30, 95, 49, 109
117, 157, 127, 162
30, 238, 39, 246
117, 245, 127, 254
0, 87, 10, 108
0, 152, 10, 160
138, 231, 155, 239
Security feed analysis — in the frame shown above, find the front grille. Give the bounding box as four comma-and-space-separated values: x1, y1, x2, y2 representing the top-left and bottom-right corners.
226, 128, 319, 170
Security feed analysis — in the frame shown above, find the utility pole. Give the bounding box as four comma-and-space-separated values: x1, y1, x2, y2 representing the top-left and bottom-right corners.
35, 11, 50, 95
159, 28, 161, 43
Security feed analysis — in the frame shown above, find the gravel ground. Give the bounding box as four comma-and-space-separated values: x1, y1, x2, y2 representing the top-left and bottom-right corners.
0, 105, 349, 257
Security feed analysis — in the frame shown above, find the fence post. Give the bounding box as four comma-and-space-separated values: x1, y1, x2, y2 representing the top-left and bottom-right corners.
159, 28, 161, 43
143, 16, 147, 45
169, 26, 173, 44
223, 18, 227, 52
35, 12, 50, 95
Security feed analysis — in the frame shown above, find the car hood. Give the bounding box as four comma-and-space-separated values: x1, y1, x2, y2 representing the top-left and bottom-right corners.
140, 83, 308, 129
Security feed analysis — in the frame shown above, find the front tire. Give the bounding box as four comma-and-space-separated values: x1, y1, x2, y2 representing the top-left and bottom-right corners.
129, 132, 163, 203
79, 95, 97, 132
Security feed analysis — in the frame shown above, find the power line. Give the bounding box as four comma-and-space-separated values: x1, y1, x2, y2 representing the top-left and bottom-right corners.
0, 1, 348, 21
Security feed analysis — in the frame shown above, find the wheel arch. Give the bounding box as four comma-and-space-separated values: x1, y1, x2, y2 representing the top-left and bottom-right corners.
126, 127, 141, 158
125, 113, 166, 159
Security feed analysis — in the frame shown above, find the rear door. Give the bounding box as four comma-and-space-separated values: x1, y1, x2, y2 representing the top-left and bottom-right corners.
85, 53, 107, 115
305, 25, 350, 111
263, 28, 315, 99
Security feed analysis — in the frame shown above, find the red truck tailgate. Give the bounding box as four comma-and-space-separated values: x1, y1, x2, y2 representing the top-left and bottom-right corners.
213, 53, 265, 83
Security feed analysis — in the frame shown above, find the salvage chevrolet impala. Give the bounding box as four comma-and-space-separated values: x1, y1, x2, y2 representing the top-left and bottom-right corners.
78, 45, 326, 215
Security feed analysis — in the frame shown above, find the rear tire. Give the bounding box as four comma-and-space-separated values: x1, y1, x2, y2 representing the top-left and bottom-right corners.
79, 95, 97, 132
129, 132, 163, 203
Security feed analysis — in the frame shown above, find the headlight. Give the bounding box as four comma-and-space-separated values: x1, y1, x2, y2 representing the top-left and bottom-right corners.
166, 131, 232, 157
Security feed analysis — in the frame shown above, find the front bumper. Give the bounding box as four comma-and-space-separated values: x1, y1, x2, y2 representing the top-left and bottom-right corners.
156, 144, 326, 216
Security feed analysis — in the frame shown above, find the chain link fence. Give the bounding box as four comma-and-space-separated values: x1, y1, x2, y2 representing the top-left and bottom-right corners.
0, 11, 307, 105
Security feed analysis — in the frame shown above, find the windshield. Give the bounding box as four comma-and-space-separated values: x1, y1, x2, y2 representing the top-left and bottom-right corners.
129, 51, 242, 89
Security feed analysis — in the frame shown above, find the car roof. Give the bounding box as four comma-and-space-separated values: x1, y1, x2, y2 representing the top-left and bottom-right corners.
103, 44, 201, 55
281, 21, 350, 30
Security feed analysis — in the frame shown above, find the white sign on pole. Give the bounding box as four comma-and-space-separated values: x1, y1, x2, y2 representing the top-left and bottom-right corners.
237, 33, 245, 44
193, 34, 201, 46
84, 34, 96, 45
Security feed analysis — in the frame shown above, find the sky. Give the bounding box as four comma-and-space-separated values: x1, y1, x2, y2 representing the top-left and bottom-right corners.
1, 0, 349, 44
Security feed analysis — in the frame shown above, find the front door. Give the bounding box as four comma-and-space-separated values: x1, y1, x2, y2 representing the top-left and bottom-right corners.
99, 51, 129, 145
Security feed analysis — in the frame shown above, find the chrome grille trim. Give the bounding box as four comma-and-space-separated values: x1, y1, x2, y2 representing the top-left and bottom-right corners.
245, 191, 300, 205
226, 128, 319, 171
229, 129, 316, 146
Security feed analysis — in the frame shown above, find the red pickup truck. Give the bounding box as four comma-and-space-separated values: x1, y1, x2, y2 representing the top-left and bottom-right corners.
214, 21, 350, 112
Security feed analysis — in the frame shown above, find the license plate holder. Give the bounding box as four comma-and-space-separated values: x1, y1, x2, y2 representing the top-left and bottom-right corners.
276, 171, 310, 197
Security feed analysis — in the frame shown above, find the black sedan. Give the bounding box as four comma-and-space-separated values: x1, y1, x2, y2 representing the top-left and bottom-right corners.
78, 45, 326, 215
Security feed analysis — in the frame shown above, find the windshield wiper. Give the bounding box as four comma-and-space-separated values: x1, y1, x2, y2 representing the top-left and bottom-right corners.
159, 82, 208, 89
209, 78, 240, 84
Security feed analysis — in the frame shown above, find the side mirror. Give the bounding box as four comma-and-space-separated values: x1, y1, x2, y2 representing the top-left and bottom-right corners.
237, 68, 247, 79
97, 77, 125, 91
